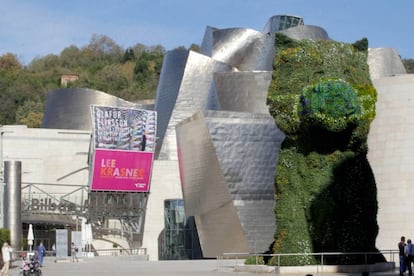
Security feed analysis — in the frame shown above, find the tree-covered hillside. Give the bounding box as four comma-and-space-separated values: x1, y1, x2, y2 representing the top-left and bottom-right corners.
0, 34, 200, 127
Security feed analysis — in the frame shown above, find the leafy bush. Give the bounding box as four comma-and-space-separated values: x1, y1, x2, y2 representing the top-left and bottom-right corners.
352, 38, 368, 52
245, 255, 264, 265
268, 94, 301, 134
0, 228, 10, 246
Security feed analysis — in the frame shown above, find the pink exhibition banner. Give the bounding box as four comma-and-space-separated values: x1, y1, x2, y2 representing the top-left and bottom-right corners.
91, 149, 153, 192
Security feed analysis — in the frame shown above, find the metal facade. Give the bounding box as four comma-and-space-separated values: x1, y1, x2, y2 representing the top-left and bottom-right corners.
156, 50, 234, 161
155, 20, 286, 257
176, 111, 285, 256
154, 49, 189, 159
200, 28, 275, 71
41, 88, 142, 130
213, 71, 272, 113
279, 25, 330, 41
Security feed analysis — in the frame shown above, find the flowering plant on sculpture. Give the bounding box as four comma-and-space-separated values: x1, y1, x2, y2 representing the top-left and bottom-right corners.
298, 78, 362, 132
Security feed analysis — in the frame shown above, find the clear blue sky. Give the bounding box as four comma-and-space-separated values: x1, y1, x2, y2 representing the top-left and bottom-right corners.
1, 0, 413, 65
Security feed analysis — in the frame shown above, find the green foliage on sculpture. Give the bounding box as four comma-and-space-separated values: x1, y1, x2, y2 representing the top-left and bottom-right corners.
267, 33, 384, 266
298, 79, 361, 132
268, 94, 301, 135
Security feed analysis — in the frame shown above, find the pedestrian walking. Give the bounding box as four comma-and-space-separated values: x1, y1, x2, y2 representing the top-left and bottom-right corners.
399, 236, 407, 276
71, 242, 78, 262
37, 242, 46, 267
405, 239, 414, 276
1, 242, 12, 276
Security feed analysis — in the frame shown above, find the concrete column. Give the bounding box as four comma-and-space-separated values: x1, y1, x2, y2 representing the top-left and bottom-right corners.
4, 160, 22, 251
0, 167, 3, 228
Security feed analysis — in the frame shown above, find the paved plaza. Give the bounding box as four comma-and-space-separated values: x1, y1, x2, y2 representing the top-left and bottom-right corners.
8, 256, 255, 276
7, 256, 399, 276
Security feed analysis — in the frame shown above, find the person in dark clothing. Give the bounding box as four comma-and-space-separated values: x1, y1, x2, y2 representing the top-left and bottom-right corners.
400, 236, 407, 276
37, 242, 46, 267
141, 134, 146, 151
405, 239, 414, 276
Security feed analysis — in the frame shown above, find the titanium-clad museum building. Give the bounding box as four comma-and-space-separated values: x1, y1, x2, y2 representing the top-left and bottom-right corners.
0, 15, 412, 260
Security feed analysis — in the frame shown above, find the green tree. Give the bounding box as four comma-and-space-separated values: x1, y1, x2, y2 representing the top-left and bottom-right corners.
28, 54, 60, 72
131, 43, 148, 58
83, 34, 123, 64
0, 53, 23, 72
403, 59, 414, 73
59, 45, 83, 69
352, 37, 368, 52
16, 98, 44, 128
133, 50, 164, 98
122, 48, 136, 63
0, 73, 46, 125
93, 64, 129, 93
189, 43, 200, 52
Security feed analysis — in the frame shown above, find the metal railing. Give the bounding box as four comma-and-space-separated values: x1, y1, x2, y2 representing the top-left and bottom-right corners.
12, 247, 147, 261
92, 248, 147, 256
217, 250, 398, 274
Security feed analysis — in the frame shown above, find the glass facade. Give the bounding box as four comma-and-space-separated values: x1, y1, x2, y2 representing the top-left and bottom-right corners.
163, 199, 186, 259
263, 15, 304, 33
278, 15, 303, 30
162, 199, 202, 260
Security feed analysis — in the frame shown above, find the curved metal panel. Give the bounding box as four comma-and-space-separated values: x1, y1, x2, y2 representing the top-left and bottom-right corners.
158, 51, 234, 160
279, 25, 330, 41
176, 112, 232, 215
204, 28, 275, 71
204, 111, 284, 200
41, 88, 139, 130
195, 202, 249, 256
155, 49, 189, 159
176, 111, 285, 256
176, 111, 242, 257
368, 48, 407, 80
200, 25, 218, 57
204, 111, 285, 254
213, 71, 272, 114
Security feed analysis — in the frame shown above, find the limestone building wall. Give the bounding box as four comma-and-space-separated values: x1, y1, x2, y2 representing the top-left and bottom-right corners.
367, 74, 414, 251
0, 126, 91, 227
